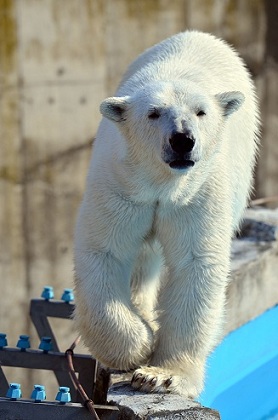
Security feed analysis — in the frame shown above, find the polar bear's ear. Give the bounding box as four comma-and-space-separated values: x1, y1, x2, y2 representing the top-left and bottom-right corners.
215, 91, 245, 117
100, 96, 130, 122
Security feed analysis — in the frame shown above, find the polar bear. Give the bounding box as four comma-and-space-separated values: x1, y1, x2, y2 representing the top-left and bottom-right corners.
74, 31, 259, 398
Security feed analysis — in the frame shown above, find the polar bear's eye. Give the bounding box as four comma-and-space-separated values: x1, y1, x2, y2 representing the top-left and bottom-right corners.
196, 110, 206, 117
148, 110, 161, 120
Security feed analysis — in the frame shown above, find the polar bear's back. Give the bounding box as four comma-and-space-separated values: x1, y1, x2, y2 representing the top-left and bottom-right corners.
118, 31, 255, 101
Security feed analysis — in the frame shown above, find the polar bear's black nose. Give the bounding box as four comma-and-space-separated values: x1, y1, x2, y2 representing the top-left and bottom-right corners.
169, 131, 195, 155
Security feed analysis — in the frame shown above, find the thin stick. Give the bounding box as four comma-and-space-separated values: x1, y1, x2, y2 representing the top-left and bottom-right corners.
250, 196, 278, 207
65, 336, 100, 420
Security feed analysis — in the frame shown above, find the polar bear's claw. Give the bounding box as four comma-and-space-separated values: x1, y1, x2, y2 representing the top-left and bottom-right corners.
131, 367, 173, 393
131, 366, 201, 397
164, 378, 172, 388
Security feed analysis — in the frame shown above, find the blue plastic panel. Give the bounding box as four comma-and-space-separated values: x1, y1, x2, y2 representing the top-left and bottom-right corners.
200, 305, 278, 420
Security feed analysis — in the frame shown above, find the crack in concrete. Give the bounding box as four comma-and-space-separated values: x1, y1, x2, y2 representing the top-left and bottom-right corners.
23, 138, 93, 182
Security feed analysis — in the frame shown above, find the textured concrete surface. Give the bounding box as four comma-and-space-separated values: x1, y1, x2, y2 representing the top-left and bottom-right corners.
108, 382, 220, 419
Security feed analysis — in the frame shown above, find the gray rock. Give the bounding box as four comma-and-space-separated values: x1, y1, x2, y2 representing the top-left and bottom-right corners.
226, 207, 278, 333
108, 382, 220, 419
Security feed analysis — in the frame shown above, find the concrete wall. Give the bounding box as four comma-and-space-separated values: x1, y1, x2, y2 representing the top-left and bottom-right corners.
0, 0, 277, 395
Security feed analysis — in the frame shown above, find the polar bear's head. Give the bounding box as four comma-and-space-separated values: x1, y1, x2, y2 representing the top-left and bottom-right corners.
100, 81, 244, 173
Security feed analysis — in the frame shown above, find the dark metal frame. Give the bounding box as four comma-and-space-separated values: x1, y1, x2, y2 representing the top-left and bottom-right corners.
0, 297, 115, 418
0, 398, 118, 419
0, 346, 96, 403
29, 298, 96, 402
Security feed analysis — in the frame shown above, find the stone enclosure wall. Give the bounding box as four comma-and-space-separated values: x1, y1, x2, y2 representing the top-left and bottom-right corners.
0, 0, 277, 396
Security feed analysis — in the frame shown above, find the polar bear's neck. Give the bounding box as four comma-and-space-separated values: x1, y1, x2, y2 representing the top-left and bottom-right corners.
99, 152, 209, 207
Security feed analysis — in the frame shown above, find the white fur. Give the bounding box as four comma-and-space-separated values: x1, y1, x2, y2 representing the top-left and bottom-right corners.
74, 31, 259, 398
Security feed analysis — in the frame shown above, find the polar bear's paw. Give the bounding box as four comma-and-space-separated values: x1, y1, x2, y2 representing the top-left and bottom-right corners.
131, 367, 173, 393
131, 366, 199, 398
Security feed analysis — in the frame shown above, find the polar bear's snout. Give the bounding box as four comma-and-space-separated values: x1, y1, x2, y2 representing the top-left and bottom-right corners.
165, 130, 196, 170
169, 131, 195, 155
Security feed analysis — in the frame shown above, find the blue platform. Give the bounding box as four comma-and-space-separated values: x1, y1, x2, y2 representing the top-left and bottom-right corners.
200, 305, 278, 420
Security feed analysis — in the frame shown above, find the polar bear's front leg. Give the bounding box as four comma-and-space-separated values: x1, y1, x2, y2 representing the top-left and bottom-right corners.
131, 262, 228, 397
75, 252, 154, 370
131, 202, 232, 397
74, 191, 157, 370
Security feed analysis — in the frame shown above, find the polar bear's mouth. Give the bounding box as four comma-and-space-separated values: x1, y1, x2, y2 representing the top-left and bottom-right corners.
169, 160, 195, 170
